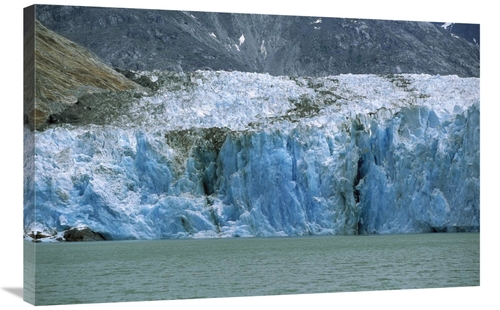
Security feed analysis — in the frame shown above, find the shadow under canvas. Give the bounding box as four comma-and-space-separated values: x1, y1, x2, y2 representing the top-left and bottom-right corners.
3, 287, 24, 299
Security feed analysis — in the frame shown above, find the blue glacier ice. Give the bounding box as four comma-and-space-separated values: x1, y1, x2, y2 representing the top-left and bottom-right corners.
23, 72, 480, 241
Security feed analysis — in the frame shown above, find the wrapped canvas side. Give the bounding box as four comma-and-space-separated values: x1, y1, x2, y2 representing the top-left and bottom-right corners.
23, 5, 36, 305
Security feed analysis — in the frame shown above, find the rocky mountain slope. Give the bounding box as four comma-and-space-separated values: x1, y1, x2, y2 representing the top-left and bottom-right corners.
34, 5, 479, 77
24, 19, 146, 130
434, 22, 480, 45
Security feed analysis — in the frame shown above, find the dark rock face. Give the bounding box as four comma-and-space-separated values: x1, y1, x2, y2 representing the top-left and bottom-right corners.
63, 227, 106, 241
34, 5, 479, 77
46, 90, 140, 127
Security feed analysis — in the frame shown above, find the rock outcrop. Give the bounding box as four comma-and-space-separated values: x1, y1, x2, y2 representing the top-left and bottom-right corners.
63, 227, 106, 241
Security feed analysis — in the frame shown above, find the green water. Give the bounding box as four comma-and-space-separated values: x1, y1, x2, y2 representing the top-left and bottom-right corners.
24, 233, 480, 305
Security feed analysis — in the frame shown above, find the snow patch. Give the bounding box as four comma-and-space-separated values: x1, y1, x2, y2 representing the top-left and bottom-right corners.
441, 22, 453, 29
260, 40, 267, 57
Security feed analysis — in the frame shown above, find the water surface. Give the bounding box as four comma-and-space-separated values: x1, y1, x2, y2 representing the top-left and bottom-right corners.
24, 233, 479, 305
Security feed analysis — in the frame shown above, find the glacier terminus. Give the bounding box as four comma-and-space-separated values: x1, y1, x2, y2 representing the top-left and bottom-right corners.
24, 71, 479, 241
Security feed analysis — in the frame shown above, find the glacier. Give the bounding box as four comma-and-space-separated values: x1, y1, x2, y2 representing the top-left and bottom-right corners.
23, 71, 480, 241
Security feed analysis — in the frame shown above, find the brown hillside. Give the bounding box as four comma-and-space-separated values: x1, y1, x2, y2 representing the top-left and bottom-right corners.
26, 20, 144, 130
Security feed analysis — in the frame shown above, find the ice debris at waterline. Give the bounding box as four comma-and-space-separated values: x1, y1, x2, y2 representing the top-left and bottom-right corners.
24, 71, 480, 241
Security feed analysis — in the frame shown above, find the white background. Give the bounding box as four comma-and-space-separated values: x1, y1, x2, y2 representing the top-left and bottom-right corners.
1, 1, 497, 309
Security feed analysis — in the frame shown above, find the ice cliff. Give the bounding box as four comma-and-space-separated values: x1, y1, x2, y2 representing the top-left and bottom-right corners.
24, 71, 480, 241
